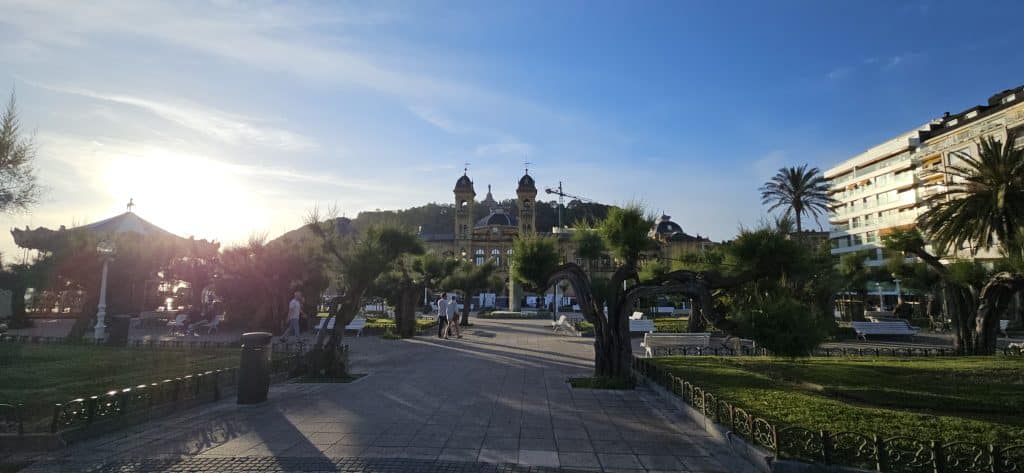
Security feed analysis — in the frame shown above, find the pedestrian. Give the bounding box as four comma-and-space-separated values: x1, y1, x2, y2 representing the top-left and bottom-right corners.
280, 291, 304, 341
445, 294, 462, 339
436, 292, 449, 338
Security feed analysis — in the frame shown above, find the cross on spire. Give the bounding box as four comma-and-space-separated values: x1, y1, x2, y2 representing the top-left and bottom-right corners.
524, 159, 532, 174
127, 198, 135, 213
463, 162, 471, 175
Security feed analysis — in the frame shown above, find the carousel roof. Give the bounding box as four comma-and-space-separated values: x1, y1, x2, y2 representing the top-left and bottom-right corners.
11, 211, 216, 252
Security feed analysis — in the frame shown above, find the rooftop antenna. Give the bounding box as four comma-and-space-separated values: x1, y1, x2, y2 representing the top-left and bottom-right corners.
127, 198, 135, 213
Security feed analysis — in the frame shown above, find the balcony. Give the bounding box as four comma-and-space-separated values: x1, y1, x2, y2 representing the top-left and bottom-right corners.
919, 185, 946, 199
915, 167, 943, 180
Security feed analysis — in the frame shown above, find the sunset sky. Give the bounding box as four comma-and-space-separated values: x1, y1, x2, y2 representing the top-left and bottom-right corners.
2, 0, 1023, 257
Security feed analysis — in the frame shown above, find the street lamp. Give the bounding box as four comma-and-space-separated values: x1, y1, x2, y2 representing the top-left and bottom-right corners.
891, 274, 903, 304
875, 282, 884, 311
94, 239, 116, 341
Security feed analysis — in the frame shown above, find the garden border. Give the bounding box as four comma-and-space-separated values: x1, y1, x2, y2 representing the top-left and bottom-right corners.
632, 356, 1024, 473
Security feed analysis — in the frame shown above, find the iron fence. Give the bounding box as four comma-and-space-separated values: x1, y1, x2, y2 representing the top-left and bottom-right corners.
645, 345, 1024, 357
632, 356, 1024, 473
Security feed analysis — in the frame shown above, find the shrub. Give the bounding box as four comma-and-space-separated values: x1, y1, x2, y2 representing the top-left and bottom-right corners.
653, 318, 688, 333
736, 294, 827, 357
575, 321, 595, 336
829, 325, 858, 341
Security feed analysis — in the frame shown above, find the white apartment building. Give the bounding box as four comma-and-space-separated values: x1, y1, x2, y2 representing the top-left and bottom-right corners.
826, 127, 928, 266
827, 85, 1024, 273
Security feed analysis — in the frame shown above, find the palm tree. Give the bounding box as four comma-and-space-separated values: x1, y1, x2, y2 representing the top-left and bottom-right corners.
918, 132, 1024, 259
760, 164, 831, 233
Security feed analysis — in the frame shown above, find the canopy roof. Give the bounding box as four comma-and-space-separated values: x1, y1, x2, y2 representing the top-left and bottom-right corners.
11, 212, 217, 252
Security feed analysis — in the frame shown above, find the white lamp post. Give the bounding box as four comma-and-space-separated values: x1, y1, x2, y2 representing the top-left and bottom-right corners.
94, 240, 116, 341
875, 282, 884, 310
892, 276, 903, 304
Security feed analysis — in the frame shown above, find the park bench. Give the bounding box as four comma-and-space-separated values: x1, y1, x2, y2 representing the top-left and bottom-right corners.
551, 315, 576, 335
166, 313, 188, 336
314, 317, 366, 336
345, 317, 366, 336
641, 332, 710, 357
851, 321, 919, 340
629, 319, 656, 333
630, 311, 644, 320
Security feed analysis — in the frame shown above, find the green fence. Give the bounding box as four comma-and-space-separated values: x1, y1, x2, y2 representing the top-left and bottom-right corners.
632, 356, 1024, 473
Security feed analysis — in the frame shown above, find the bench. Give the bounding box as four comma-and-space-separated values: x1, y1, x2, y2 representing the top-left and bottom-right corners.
641, 332, 710, 357
629, 319, 656, 333
851, 321, 919, 340
552, 315, 576, 335
345, 317, 366, 336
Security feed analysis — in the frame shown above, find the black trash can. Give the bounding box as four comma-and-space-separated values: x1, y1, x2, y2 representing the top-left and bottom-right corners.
237, 332, 273, 404
105, 314, 132, 347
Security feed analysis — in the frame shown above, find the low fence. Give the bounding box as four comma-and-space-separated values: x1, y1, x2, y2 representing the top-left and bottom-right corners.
645, 345, 1024, 357
632, 356, 1024, 473
0, 334, 313, 353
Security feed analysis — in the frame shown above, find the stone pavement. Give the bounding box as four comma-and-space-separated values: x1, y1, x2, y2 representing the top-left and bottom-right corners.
19, 319, 757, 472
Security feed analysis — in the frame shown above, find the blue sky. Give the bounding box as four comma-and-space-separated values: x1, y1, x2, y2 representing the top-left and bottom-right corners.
1, 0, 1022, 256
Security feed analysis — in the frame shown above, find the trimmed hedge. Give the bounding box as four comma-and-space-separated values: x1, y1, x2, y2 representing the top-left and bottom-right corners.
478, 311, 552, 319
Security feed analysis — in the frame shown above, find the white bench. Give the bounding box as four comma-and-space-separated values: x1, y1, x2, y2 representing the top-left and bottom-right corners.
641, 333, 710, 357
629, 319, 655, 333
551, 315, 576, 335
630, 311, 644, 320
851, 321, 919, 340
345, 317, 366, 336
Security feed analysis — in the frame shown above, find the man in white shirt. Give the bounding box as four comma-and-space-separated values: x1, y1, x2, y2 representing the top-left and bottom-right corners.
280, 291, 304, 341
436, 293, 449, 338
445, 294, 462, 339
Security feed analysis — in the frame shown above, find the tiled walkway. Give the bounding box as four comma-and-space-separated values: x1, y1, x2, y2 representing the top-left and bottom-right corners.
20, 319, 756, 472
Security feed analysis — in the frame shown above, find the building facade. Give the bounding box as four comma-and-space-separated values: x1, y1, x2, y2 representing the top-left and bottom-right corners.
419, 169, 715, 308
825, 85, 1024, 301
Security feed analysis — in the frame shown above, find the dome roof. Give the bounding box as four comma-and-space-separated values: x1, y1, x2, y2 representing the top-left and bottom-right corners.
650, 214, 701, 242
517, 172, 536, 192
454, 174, 475, 193
475, 208, 517, 228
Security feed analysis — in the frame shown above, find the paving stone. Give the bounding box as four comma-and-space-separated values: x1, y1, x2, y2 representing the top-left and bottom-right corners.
598, 453, 645, 469
558, 451, 602, 469
680, 455, 731, 472
519, 449, 560, 467
478, 448, 518, 464
637, 454, 684, 470
555, 438, 594, 453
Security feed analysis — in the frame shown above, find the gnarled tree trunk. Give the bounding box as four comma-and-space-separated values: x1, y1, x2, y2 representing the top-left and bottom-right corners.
973, 272, 1024, 355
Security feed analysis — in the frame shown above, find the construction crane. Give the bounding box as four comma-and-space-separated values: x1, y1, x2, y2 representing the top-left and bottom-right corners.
544, 181, 594, 231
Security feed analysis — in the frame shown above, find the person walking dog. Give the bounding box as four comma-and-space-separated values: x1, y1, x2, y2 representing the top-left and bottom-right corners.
436, 292, 449, 338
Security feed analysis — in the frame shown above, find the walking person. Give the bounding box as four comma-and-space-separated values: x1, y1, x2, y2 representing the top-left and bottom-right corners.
445, 294, 462, 339
280, 291, 304, 342
436, 292, 449, 339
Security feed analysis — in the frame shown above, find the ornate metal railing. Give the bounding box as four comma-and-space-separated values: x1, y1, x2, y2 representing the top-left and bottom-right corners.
645, 345, 1024, 357
632, 356, 1024, 473
0, 334, 314, 353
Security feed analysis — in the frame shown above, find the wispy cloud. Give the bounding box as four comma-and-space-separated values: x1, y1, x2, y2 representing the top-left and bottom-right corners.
475, 141, 534, 157
827, 52, 924, 80
408, 106, 476, 134
31, 82, 316, 151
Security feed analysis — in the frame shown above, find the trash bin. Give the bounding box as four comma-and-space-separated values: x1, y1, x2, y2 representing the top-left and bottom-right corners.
106, 314, 132, 347
237, 332, 273, 404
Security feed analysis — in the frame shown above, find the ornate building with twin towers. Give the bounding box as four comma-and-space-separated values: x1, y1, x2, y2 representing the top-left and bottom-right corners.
418, 168, 715, 308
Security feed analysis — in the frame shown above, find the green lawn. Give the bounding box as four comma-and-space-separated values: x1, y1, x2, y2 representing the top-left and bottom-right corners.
647, 356, 1024, 444
653, 317, 689, 333
0, 343, 240, 429
364, 317, 438, 332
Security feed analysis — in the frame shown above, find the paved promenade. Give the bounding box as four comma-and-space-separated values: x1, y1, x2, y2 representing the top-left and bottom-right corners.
20, 319, 756, 472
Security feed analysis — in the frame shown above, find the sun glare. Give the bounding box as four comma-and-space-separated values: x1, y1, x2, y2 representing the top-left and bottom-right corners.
102, 149, 269, 245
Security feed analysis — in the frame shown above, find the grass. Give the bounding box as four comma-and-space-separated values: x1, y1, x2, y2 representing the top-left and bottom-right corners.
653, 317, 689, 333
647, 356, 1024, 444
569, 376, 635, 390
0, 343, 241, 429
364, 318, 438, 331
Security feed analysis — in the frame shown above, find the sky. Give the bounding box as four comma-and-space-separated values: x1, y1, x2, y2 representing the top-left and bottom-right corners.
1, 0, 1023, 258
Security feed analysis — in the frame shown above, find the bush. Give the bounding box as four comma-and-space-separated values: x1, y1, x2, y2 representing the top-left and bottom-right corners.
736, 294, 827, 357
653, 318, 688, 333
575, 321, 595, 336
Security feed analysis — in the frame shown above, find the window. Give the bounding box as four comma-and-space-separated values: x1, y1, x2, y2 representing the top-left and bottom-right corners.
852, 233, 864, 246
475, 249, 485, 266
491, 249, 501, 265
865, 231, 877, 244
1002, 93, 1017, 104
